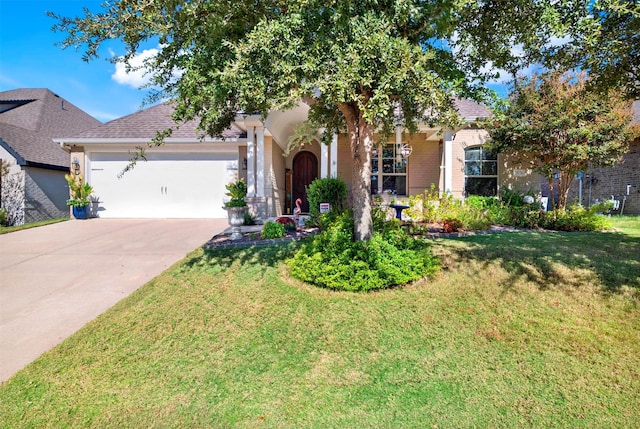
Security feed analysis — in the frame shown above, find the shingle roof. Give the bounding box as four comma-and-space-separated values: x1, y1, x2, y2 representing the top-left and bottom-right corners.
454, 98, 492, 120
0, 88, 100, 168
71, 101, 246, 140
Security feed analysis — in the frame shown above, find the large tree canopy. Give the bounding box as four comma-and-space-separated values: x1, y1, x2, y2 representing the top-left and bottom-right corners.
546, 0, 640, 99
48, 0, 628, 240
486, 72, 637, 210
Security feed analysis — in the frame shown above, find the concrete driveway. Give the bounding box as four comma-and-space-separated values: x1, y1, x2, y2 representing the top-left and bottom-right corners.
0, 218, 227, 382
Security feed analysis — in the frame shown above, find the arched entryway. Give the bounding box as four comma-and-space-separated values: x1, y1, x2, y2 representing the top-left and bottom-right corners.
291, 151, 318, 213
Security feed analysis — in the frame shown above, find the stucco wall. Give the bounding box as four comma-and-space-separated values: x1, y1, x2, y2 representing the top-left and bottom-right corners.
407, 135, 441, 196
265, 137, 286, 217
24, 167, 70, 223
238, 146, 248, 183
335, 130, 492, 199
336, 135, 353, 191
499, 153, 544, 196
452, 128, 491, 199
285, 139, 322, 170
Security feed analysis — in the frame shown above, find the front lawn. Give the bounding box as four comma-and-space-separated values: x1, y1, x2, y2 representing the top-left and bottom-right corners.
1, 218, 638, 428
0, 218, 68, 235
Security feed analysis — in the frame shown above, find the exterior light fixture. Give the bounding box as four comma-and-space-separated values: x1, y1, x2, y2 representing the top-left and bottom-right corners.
71, 157, 81, 175
400, 143, 413, 158
242, 157, 248, 170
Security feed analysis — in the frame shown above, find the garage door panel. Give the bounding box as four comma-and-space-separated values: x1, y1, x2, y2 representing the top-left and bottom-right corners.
89, 152, 236, 218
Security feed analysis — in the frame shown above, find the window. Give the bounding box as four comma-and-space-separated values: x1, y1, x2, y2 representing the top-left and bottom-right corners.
371, 143, 407, 195
464, 146, 497, 197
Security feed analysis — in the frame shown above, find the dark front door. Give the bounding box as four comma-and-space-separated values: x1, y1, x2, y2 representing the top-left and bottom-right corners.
292, 151, 318, 213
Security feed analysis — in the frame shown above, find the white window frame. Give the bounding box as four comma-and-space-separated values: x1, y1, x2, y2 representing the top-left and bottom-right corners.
464, 146, 498, 197
371, 142, 408, 196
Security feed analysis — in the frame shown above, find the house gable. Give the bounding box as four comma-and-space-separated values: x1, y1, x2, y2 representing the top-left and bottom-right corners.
0, 88, 101, 169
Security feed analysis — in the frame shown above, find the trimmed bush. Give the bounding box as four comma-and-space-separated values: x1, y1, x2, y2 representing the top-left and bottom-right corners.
541, 204, 611, 232
287, 212, 439, 291
307, 177, 348, 227
261, 221, 287, 239
275, 216, 297, 230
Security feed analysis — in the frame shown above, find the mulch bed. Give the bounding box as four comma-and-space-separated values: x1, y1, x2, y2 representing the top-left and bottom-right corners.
203, 223, 527, 249
204, 228, 319, 249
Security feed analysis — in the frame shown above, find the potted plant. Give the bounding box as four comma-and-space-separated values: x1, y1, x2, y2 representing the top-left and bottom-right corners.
223, 178, 248, 240
65, 173, 93, 219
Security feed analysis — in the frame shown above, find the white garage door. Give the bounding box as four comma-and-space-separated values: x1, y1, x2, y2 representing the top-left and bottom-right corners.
89, 152, 237, 218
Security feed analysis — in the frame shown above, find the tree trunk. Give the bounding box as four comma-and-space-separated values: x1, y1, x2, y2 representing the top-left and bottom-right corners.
339, 102, 374, 241
547, 177, 555, 211
557, 171, 574, 210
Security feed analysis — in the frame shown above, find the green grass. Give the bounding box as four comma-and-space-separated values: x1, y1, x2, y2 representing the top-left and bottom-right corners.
609, 215, 640, 237
1, 218, 639, 428
0, 218, 68, 234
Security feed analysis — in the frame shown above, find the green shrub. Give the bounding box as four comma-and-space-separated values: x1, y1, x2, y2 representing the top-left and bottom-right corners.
224, 178, 248, 207
500, 188, 529, 207
261, 221, 287, 239
307, 177, 348, 227
371, 195, 392, 230
243, 210, 257, 225
287, 212, 439, 291
0, 208, 7, 226
503, 206, 543, 228
541, 205, 611, 232
406, 184, 440, 222
65, 173, 93, 207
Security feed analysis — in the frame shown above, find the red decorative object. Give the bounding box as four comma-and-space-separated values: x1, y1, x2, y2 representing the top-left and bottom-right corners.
275, 216, 297, 229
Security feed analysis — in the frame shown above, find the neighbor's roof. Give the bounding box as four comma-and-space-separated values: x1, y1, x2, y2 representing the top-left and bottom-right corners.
0, 88, 100, 168
69, 101, 246, 140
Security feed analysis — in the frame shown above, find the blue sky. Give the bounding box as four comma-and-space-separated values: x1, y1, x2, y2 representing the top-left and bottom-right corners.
0, 0, 155, 122
1, 1, 511, 124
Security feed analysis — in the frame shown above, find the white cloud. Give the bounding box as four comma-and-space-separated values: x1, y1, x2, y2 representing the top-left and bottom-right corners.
0, 73, 23, 88
111, 48, 159, 88
88, 109, 122, 123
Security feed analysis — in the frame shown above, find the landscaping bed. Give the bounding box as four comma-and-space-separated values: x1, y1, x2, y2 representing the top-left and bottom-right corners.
205, 227, 318, 249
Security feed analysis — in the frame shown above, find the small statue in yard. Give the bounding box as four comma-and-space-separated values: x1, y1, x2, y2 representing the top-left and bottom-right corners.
293, 198, 302, 228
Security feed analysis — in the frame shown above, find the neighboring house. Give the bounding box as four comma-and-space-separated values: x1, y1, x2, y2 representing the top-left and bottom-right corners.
565, 100, 640, 215
55, 99, 492, 219
0, 89, 101, 225
502, 100, 640, 215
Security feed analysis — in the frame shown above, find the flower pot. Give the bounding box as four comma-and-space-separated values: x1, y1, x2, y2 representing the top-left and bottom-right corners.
224, 206, 248, 240
72, 205, 89, 220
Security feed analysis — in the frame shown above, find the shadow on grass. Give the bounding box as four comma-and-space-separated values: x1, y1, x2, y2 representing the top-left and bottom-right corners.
439, 231, 640, 295
184, 240, 304, 271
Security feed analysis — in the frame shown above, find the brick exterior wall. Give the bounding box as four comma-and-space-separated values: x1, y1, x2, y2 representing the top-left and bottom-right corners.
566, 138, 640, 215
501, 138, 639, 215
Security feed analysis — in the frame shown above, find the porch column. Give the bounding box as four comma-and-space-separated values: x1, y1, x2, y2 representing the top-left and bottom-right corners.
443, 130, 453, 193
246, 126, 256, 197
330, 133, 338, 178
321, 136, 329, 179
256, 125, 265, 198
